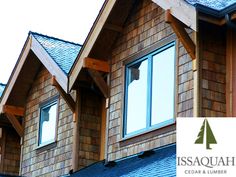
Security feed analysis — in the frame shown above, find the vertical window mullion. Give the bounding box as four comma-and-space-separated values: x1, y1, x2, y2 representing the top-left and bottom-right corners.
124, 67, 129, 136
146, 55, 152, 129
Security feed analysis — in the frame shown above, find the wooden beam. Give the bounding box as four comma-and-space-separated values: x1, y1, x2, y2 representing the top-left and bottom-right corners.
226, 28, 233, 116
104, 23, 123, 33
72, 89, 81, 171
88, 69, 109, 98
3, 105, 25, 116
83, 57, 110, 73
51, 76, 76, 112
226, 28, 236, 117
100, 99, 106, 160
152, 0, 197, 31
165, 9, 196, 60
5, 113, 23, 137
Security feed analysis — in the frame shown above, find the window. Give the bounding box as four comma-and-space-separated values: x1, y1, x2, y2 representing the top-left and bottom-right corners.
124, 43, 176, 136
38, 99, 58, 146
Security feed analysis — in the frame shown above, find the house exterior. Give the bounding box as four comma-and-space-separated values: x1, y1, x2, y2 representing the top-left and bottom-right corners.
0, 32, 82, 176
0, 0, 236, 176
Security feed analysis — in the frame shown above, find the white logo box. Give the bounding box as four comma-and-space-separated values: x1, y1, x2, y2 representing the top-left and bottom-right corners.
177, 117, 236, 177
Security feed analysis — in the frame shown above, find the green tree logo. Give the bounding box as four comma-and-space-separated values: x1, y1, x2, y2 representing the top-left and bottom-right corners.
194, 119, 217, 150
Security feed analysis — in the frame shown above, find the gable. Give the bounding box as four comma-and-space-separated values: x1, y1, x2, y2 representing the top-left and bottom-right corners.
69, 0, 197, 90
0, 32, 81, 111
69, 0, 136, 90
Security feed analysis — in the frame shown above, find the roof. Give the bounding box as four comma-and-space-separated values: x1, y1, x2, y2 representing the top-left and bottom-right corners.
0, 84, 5, 97
31, 32, 82, 75
186, 0, 236, 11
186, 0, 236, 18
69, 144, 176, 177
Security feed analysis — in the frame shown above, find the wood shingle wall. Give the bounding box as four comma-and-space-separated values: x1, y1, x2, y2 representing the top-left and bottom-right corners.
200, 22, 226, 116
78, 89, 102, 169
0, 127, 20, 175
21, 67, 74, 176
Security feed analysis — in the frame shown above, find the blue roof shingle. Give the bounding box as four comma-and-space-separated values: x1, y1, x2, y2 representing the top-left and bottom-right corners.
0, 84, 5, 97
186, 0, 236, 11
30, 32, 81, 75
70, 144, 176, 177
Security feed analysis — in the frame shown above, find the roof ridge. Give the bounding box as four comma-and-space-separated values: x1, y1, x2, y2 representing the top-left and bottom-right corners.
29, 31, 82, 47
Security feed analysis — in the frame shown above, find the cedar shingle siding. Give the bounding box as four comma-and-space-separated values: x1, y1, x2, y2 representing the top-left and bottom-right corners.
0, 127, 20, 175
200, 22, 226, 116
78, 89, 102, 169
21, 67, 74, 176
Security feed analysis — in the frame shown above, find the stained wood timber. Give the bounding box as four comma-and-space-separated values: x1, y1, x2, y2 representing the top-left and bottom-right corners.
83, 57, 110, 73
88, 69, 109, 98
104, 23, 123, 33
69, 0, 116, 90
165, 9, 196, 60
193, 30, 200, 117
226, 28, 236, 117
5, 113, 23, 137
100, 99, 106, 160
72, 89, 81, 171
152, 0, 197, 31
2, 105, 25, 117
51, 76, 76, 112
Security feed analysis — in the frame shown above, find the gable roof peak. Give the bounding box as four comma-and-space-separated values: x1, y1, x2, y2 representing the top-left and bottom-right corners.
29, 31, 82, 46
30, 31, 82, 75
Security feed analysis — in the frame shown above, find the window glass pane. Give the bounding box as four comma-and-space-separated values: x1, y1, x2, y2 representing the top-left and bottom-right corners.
39, 102, 57, 146
151, 46, 175, 125
126, 59, 148, 134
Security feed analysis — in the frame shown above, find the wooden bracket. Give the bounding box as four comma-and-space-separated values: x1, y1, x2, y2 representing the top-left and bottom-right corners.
83, 57, 110, 73
88, 69, 109, 98
3, 105, 25, 116
5, 113, 23, 137
165, 9, 196, 60
51, 76, 76, 112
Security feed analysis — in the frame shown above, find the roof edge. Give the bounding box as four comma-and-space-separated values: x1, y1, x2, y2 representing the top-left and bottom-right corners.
68, 0, 108, 76
0, 33, 31, 106
29, 31, 82, 47
30, 35, 69, 92
68, 0, 115, 91
185, 1, 236, 19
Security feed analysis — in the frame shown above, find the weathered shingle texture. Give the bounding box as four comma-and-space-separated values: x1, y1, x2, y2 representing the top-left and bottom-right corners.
31, 32, 81, 74
186, 0, 236, 10
70, 144, 176, 177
